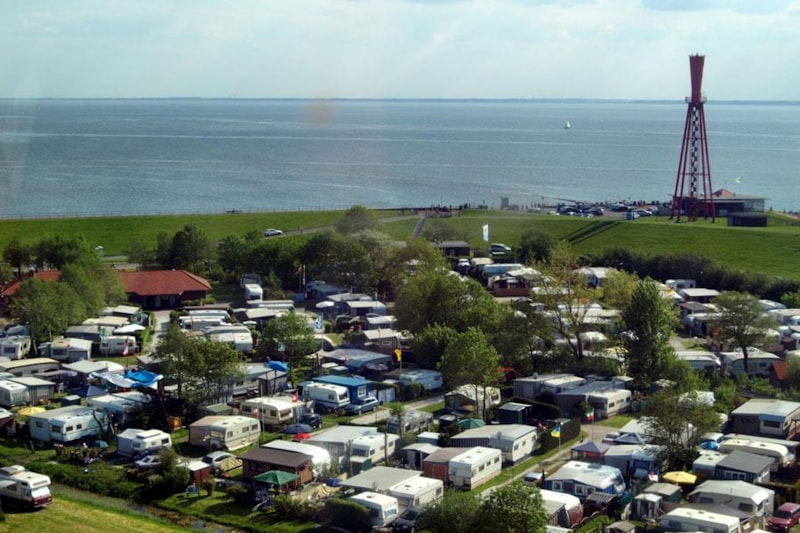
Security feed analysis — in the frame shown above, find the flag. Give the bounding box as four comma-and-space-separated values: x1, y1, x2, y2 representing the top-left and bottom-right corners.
291, 391, 298, 402
648, 468, 659, 482
550, 425, 561, 439
394, 348, 402, 362
314, 313, 324, 332
482, 224, 489, 242
734, 176, 742, 184
585, 408, 594, 423
122, 338, 129, 356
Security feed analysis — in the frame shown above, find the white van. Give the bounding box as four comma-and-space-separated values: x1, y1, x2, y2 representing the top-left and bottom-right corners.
117, 428, 172, 458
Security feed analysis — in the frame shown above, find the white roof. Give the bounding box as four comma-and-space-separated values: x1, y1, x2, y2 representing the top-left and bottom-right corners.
450, 446, 501, 465
390, 476, 442, 497
262, 440, 331, 466
308, 425, 378, 444
691, 480, 774, 501
732, 398, 800, 417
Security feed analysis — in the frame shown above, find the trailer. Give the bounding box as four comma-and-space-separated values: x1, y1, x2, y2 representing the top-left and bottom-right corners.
87, 392, 151, 426
240, 396, 299, 427
0, 336, 31, 360
188, 415, 261, 451
243, 283, 263, 301
399, 370, 444, 391
40, 337, 93, 362
350, 433, 400, 470
0, 358, 60, 378
349, 492, 399, 528
28, 405, 107, 444
0, 380, 29, 408
98, 335, 137, 356
117, 428, 172, 458
389, 475, 444, 512
0, 465, 52, 510
302, 382, 350, 413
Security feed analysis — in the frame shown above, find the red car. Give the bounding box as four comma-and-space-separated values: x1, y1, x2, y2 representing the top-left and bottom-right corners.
769, 502, 800, 532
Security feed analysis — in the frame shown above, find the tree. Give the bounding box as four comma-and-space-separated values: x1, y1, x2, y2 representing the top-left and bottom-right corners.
601, 269, 640, 310
258, 312, 317, 386
501, 300, 554, 375
336, 205, 379, 235
622, 279, 677, 390
439, 327, 501, 420
417, 490, 482, 533
168, 224, 213, 273
421, 219, 466, 243
411, 324, 459, 370
712, 291, 776, 376
474, 482, 548, 533
3, 237, 32, 278
301, 231, 375, 292
642, 378, 721, 470
34, 234, 92, 269
518, 228, 554, 264
9, 278, 88, 347
0, 262, 14, 284
155, 324, 243, 411
534, 242, 599, 362
59, 258, 126, 315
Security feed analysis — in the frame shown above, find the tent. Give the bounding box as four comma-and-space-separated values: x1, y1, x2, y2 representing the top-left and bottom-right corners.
283, 423, 313, 435
254, 470, 299, 487
267, 361, 289, 373
571, 440, 610, 459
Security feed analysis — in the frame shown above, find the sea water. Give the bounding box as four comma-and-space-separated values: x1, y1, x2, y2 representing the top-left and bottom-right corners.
1, 98, 798, 218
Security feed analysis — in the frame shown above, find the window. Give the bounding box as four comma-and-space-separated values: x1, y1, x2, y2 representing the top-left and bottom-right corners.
738, 503, 754, 512
76, 424, 83, 430
35, 421, 43, 428
479, 464, 485, 471
551, 481, 562, 491
763, 420, 780, 428
575, 485, 585, 495
227, 431, 233, 438
65, 425, 74, 432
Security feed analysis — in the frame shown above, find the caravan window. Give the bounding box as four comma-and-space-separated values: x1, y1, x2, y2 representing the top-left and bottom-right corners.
65, 425, 74, 432
251, 424, 258, 432
764, 420, 780, 428
51, 424, 63, 434
35, 421, 43, 428
575, 485, 585, 495
76, 424, 83, 430
738, 503, 754, 513
228, 431, 233, 438
551, 481, 562, 491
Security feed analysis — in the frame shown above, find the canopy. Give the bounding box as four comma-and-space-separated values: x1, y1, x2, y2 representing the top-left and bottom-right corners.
92, 440, 109, 449
70, 385, 107, 398
17, 406, 46, 416
114, 324, 146, 334
458, 418, 486, 430
571, 441, 610, 456
662, 471, 697, 485
254, 470, 299, 486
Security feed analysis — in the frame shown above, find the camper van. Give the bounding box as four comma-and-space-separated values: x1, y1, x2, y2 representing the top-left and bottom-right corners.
117, 428, 172, 458
448, 447, 503, 490
243, 283, 263, 301
350, 433, 400, 467
389, 476, 444, 512
0, 465, 52, 510
188, 415, 261, 451
99, 335, 137, 356
87, 392, 151, 426
719, 438, 794, 468
28, 405, 106, 443
349, 492, 399, 528
302, 382, 350, 413
240, 397, 296, 427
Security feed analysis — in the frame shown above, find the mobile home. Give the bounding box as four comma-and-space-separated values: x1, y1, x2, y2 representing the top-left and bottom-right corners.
311, 375, 371, 402
0, 380, 28, 408
243, 283, 263, 301
28, 405, 107, 443
349, 492, 399, 528
188, 415, 261, 451
117, 428, 172, 458
660, 506, 741, 533
448, 446, 503, 490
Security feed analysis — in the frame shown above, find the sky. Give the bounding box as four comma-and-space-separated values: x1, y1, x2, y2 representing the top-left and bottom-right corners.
2, 0, 799, 100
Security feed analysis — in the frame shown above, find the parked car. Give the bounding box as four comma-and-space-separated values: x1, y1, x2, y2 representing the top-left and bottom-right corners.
135, 453, 187, 471
202, 451, 236, 474
489, 243, 511, 255
393, 505, 425, 533
299, 413, 323, 429
346, 396, 380, 414
264, 228, 283, 237
768, 502, 800, 532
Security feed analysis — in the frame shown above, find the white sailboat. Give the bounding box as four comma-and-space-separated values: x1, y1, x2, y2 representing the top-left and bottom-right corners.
564, 120, 571, 130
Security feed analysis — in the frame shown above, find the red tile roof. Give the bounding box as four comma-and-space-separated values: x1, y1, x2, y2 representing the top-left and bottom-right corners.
118, 270, 211, 297
1, 270, 61, 297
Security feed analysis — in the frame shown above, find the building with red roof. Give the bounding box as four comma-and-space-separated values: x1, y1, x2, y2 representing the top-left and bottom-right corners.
117, 270, 212, 309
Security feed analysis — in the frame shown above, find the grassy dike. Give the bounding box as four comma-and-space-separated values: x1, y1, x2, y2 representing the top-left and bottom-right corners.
2, 207, 800, 279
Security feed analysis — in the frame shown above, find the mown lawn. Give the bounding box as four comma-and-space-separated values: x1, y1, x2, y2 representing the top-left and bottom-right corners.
0, 494, 187, 533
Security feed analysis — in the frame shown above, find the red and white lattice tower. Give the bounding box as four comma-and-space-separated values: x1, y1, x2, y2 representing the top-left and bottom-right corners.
670, 54, 715, 222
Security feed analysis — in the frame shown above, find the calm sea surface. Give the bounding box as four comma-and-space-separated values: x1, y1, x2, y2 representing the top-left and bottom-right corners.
1, 99, 798, 218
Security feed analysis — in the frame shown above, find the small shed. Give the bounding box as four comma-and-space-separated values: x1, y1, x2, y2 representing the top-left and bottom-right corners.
9, 377, 55, 406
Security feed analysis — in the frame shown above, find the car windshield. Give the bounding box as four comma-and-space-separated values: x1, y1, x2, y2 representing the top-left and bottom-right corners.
401, 509, 420, 520
774, 510, 794, 519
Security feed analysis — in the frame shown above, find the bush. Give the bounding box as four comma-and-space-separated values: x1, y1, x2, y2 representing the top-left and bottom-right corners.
28, 460, 139, 500
138, 465, 190, 503
226, 483, 252, 504
321, 499, 371, 533
272, 494, 317, 520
